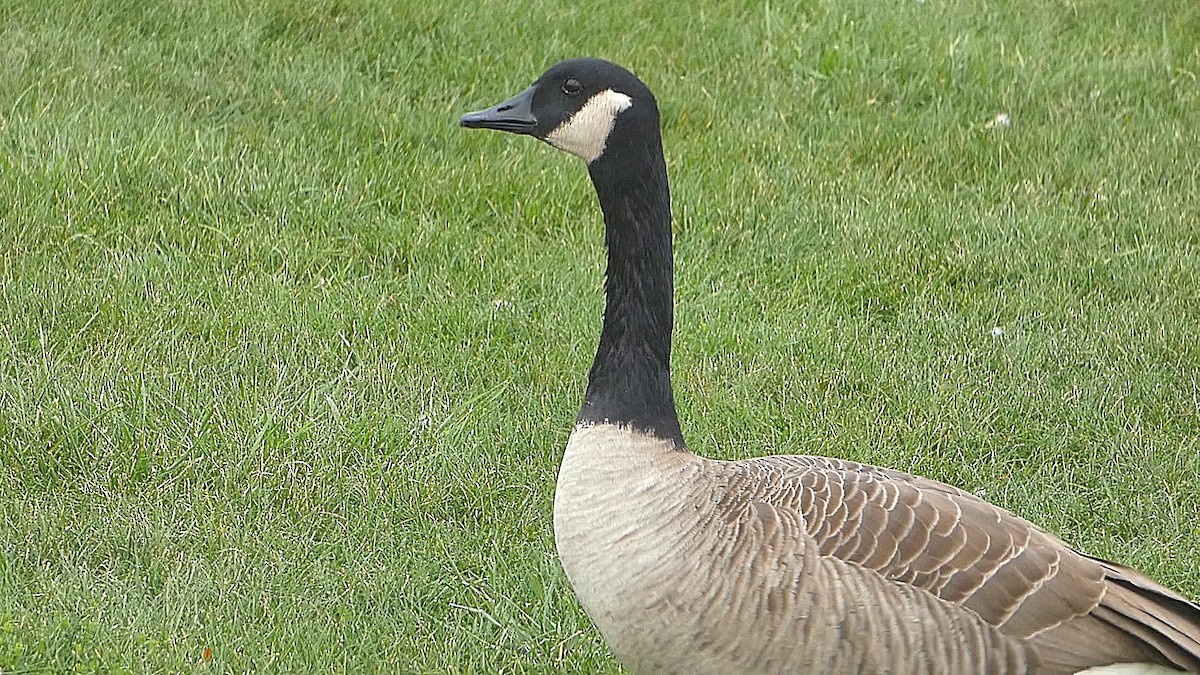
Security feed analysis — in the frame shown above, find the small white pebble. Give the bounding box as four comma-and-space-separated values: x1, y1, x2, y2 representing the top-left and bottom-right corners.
984, 112, 1012, 129
990, 326, 1004, 337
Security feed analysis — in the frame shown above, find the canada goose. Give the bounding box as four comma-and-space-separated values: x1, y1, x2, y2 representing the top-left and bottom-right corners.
459, 58, 1200, 674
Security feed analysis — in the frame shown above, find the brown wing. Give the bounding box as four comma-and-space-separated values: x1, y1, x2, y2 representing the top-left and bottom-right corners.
716, 454, 1200, 672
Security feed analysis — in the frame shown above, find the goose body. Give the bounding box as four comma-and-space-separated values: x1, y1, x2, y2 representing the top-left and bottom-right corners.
460, 58, 1200, 674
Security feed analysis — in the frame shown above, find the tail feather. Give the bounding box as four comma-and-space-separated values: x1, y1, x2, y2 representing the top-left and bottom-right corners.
1027, 557, 1200, 673
1092, 562, 1200, 672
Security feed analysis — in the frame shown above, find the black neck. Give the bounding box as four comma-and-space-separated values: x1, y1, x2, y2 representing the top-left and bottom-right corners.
576, 128, 684, 446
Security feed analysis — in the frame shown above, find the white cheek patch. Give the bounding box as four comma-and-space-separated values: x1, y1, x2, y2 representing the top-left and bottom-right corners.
546, 89, 634, 163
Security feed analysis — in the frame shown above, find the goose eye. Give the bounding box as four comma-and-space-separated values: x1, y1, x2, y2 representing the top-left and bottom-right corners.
562, 78, 583, 96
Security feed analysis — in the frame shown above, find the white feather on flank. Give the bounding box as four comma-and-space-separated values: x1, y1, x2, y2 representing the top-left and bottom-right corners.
1075, 664, 1180, 674
546, 89, 633, 163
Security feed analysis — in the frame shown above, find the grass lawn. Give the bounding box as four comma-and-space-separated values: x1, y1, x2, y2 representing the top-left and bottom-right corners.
1, 0, 1197, 672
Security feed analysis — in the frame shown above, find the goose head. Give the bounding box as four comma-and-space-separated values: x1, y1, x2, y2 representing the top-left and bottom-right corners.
459, 58, 659, 165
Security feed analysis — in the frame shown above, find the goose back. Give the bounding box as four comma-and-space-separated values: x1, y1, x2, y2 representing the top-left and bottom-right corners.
555, 422, 1200, 674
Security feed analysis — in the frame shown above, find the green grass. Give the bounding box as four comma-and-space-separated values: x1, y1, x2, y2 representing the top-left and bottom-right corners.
0, 0, 1197, 671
